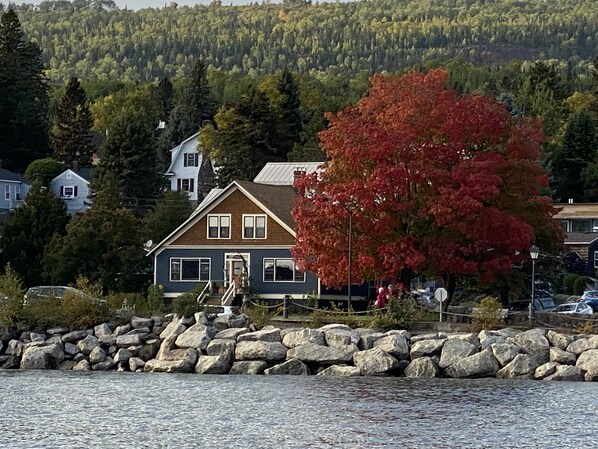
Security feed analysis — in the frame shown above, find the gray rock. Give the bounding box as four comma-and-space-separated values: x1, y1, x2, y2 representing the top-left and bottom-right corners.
444, 348, 500, 378
47, 327, 69, 336
317, 365, 362, 376
546, 331, 574, 350
440, 339, 478, 369
410, 338, 446, 360
6, 340, 24, 357
98, 335, 116, 346
113, 324, 131, 337
139, 340, 160, 361
116, 334, 142, 348
92, 359, 114, 371
131, 317, 154, 329
319, 323, 353, 333
108, 345, 118, 356
175, 325, 213, 351
282, 328, 325, 348
513, 329, 550, 364
353, 347, 400, 376
479, 335, 509, 349
491, 343, 521, 367
534, 362, 560, 380
447, 333, 480, 347
126, 328, 151, 336
145, 350, 197, 373
20, 344, 64, 369
77, 335, 100, 355
62, 330, 89, 343
404, 357, 440, 378
160, 348, 198, 366
286, 342, 357, 365
94, 323, 112, 340
89, 346, 106, 364
0, 355, 19, 369
206, 339, 236, 364
30, 332, 46, 343
229, 361, 268, 375
46, 336, 63, 346
114, 348, 132, 364
227, 315, 249, 329
550, 347, 576, 365
235, 341, 288, 362
129, 357, 145, 372
157, 317, 186, 359
237, 327, 282, 343
576, 349, 598, 381
373, 334, 410, 360
324, 329, 360, 348
195, 355, 231, 374
57, 360, 77, 370
567, 336, 598, 355
72, 359, 90, 371
544, 365, 584, 382
194, 312, 209, 326
214, 327, 250, 340
411, 332, 444, 343
264, 358, 310, 375
73, 353, 86, 362
358, 332, 385, 350
496, 354, 539, 379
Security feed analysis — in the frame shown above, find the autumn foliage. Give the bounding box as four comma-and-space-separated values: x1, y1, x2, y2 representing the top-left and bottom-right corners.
291, 69, 562, 289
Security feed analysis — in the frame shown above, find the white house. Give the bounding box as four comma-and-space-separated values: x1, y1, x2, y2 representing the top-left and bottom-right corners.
50, 167, 92, 214
165, 132, 213, 203
0, 164, 29, 212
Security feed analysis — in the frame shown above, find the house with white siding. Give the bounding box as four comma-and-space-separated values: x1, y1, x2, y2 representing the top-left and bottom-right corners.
0, 164, 29, 212
50, 166, 92, 215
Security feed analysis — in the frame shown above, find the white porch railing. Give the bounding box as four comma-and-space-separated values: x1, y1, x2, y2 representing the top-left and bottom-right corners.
221, 283, 236, 306
196, 281, 212, 305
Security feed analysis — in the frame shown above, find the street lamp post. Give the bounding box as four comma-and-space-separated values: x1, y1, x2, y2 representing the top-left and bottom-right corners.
347, 210, 352, 311
529, 245, 540, 323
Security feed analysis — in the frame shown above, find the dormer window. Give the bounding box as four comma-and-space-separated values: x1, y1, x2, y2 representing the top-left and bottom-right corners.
184, 153, 199, 167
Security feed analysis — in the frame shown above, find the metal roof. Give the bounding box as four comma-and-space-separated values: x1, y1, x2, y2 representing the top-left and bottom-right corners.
253, 162, 322, 185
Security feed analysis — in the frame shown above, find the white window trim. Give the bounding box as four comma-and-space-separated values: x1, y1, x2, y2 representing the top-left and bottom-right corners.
169, 257, 211, 282
4, 185, 9, 200
184, 152, 199, 167
262, 257, 305, 283
63, 185, 75, 197
207, 214, 232, 239
594, 251, 598, 269
14, 184, 20, 200
242, 214, 267, 239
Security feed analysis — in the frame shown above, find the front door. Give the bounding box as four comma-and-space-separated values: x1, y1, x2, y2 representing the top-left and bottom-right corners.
225, 253, 249, 291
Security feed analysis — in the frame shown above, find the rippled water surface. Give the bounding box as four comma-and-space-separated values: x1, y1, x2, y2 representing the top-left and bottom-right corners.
0, 371, 597, 448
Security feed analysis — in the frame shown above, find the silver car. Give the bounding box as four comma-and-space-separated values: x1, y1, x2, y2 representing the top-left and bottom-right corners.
555, 302, 593, 315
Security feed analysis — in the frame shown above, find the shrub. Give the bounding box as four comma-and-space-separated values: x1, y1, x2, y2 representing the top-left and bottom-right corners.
245, 301, 279, 329
563, 273, 579, 295
172, 285, 205, 317
573, 276, 593, 295
368, 297, 419, 330
147, 284, 165, 312
470, 296, 504, 332
61, 293, 110, 329
0, 264, 25, 329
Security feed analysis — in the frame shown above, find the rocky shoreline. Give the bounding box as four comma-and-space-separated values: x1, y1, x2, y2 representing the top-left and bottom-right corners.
1, 312, 597, 381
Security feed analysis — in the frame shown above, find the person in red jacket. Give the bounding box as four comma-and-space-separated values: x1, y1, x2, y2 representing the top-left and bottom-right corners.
375, 287, 388, 309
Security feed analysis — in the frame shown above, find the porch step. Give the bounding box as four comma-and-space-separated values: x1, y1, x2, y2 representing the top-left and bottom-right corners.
200, 295, 224, 306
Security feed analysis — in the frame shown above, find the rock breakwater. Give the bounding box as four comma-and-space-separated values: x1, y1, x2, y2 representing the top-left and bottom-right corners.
1, 312, 598, 381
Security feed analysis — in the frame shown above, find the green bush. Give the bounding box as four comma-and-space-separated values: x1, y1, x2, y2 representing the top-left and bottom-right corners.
368, 297, 419, 330
0, 264, 25, 329
563, 273, 579, 295
22, 294, 110, 331
470, 296, 504, 332
573, 276, 593, 295
245, 301, 279, 329
172, 285, 205, 317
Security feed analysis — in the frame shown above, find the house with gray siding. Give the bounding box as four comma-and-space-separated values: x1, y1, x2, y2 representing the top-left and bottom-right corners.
50, 167, 92, 214
0, 166, 30, 212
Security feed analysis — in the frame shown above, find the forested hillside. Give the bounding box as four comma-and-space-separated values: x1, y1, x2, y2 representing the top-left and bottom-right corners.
10, 0, 598, 81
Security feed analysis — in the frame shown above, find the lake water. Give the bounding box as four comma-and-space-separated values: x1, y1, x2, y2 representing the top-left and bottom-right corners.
0, 371, 596, 448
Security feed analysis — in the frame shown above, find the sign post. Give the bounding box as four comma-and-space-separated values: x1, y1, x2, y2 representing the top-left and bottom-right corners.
434, 288, 448, 323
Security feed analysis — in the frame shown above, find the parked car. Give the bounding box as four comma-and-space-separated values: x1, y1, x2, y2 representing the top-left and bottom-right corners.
580, 290, 598, 312
23, 286, 101, 306
509, 297, 556, 313
555, 302, 593, 315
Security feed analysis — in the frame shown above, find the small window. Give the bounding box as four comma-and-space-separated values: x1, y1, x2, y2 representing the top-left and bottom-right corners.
177, 178, 195, 193
14, 185, 20, 200
170, 258, 210, 281
4, 185, 9, 200
243, 215, 266, 239
263, 258, 305, 283
66, 172, 72, 180
594, 251, 598, 269
207, 215, 230, 239
63, 186, 75, 197
183, 153, 199, 167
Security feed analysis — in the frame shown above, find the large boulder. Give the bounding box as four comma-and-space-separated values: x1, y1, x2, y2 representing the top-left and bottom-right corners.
324, 329, 360, 348
144, 359, 194, 373
358, 332, 385, 350
444, 348, 500, 378
62, 330, 89, 343
195, 355, 231, 374
129, 357, 146, 372
237, 327, 281, 343
0, 356, 19, 369
20, 343, 64, 369
534, 362, 560, 380
546, 331, 575, 350
116, 334, 142, 348
139, 340, 160, 361
439, 339, 478, 369
229, 361, 269, 375
353, 347, 400, 376
544, 365, 584, 382
72, 359, 90, 371
157, 317, 186, 359
287, 342, 358, 365
77, 335, 100, 355
410, 338, 445, 360
235, 341, 288, 362
206, 339, 236, 364
92, 359, 114, 371
131, 317, 154, 329
404, 357, 440, 378
94, 323, 112, 340
496, 354, 539, 379
491, 343, 521, 367
113, 324, 131, 336
114, 348, 132, 365
281, 328, 325, 348
175, 324, 213, 352
264, 358, 310, 375
29, 332, 46, 343
550, 347, 576, 365
5, 340, 24, 357
58, 360, 77, 370
513, 329, 550, 364
317, 365, 362, 377
89, 346, 106, 364
567, 336, 598, 355
576, 349, 598, 381
373, 334, 410, 360
447, 333, 480, 347
214, 328, 249, 340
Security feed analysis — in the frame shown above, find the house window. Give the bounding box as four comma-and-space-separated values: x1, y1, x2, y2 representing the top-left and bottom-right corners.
4, 185, 9, 200
183, 153, 199, 167
594, 251, 598, 269
263, 258, 305, 283
170, 258, 210, 282
243, 215, 266, 239
177, 178, 195, 193
66, 172, 72, 180
571, 219, 593, 233
207, 214, 230, 238
60, 186, 78, 197
14, 185, 20, 200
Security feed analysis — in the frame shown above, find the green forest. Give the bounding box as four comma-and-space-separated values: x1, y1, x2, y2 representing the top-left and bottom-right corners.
8, 0, 598, 82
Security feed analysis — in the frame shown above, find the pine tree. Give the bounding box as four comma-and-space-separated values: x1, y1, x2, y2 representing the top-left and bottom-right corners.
275, 68, 303, 159
51, 77, 94, 167
0, 9, 50, 172
156, 76, 174, 122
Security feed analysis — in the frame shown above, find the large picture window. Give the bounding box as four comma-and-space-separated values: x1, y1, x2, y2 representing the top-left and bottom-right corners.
170, 258, 210, 281
263, 258, 305, 283
207, 214, 230, 238
243, 215, 266, 239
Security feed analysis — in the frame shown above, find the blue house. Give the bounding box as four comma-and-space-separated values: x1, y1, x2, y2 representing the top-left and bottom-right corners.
0, 165, 30, 213
148, 180, 320, 301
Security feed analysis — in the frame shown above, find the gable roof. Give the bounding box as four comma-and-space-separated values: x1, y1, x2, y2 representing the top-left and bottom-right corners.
52, 168, 92, 185
0, 168, 29, 184
554, 203, 598, 220
148, 181, 297, 256
564, 232, 598, 245
165, 132, 200, 174
253, 162, 322, 185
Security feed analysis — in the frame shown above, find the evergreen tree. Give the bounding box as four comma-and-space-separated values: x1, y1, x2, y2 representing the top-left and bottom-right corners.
0, 9, 50, 172
0, 180, 69, 286
143, 190, 193, 243
275, 68, 303, 159
51, 77, 94, 167
197, 150, 216, 201
24, 157, 63, 187
550, 110, 598, 202
93, 112, 163, 208
156, 76, 174, 122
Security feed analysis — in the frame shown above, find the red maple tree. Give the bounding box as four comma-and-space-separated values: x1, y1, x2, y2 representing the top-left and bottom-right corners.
291, 69, 562, 292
